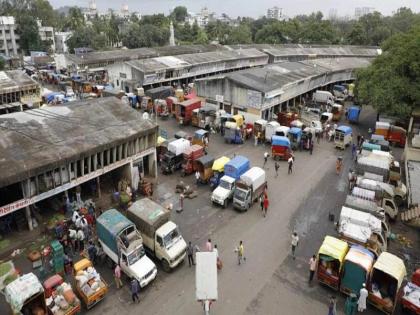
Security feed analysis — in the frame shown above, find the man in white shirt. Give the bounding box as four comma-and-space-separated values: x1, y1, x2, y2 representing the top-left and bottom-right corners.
291, 232, 299, 259
358, 283, 368, 312
308, 255, 317, 283
288, 157, 294, 174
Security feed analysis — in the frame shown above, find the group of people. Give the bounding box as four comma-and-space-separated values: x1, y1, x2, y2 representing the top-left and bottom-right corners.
259, 189, 270, 217
263, 152, 295, 175
326, 284, 368, 315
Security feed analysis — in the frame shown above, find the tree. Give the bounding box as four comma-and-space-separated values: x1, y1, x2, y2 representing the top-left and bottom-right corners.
17, 14, 43, 54
226, 24, 252, 44
356, 26, 420, 119
171, 6, 188, 23
255, 22, 288, 44
32, 0, 57, 26
65, 7, 85, 31
121, 23, 169, 48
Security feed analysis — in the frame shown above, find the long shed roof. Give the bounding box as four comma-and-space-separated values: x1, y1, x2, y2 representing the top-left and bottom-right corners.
0, 70, 39, 95
0, 97, 157, 187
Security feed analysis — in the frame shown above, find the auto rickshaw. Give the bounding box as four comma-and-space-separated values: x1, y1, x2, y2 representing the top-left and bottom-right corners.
191, 108, 200, 127
192, 129, 209, 147
193, 155, 215, 184
288, 127, 302, 150
181, 144, 204, 176
156, 99, 169, 118
175, 131, 192, 141
209, 156, 231, 189
227, 114, 244, 128
140, 96, 153, 112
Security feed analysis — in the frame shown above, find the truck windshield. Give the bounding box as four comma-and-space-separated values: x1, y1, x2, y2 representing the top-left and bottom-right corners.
127, 246, 145, 266
234, 189, 246, 201
219, 180, 231, 190
163, 228, 180, 249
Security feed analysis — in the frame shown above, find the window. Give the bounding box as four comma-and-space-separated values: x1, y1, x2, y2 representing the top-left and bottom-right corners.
385, 199, 394, 209
116, 79, 119, 86
156, 235, 163, 247
120, 73, 127, 79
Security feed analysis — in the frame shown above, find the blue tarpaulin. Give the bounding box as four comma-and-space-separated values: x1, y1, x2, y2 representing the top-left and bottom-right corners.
348, 106, 361, 122
336, 125, 352, 135
289, 127, 302, 136
272, 135, 290, 147
224, 155, 250, 180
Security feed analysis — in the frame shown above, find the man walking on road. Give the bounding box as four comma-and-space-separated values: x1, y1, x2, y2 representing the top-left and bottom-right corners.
358, 283, 368, 312
130, 278, 140, 303
263, 152, 269, 168
237, 241, 245, 265
291, 232, 299, 259
308, 255, 317, 283
351, 143, 357, 160
195, 171, 200, 185
263, 197, 269, 217
274, 161, 279, 177
288, 156, 294, 174
205, 239, 213, 252
187, 241, 195, 267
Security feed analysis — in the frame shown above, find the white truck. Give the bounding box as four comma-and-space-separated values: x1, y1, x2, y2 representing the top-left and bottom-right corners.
127, 198, 187, 272
351, 187, 398, 220
96, 209, 157, 288
265, 121, 280, 143
344, 195, 386, 219
233, 167, 267, 211
211, 175, 236, 208
338, 207, 388, 257
313, 90, 334, 106
356, 176, 407, 206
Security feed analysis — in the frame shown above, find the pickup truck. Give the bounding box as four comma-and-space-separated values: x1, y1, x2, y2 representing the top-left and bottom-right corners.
351, 187, 398, 220
355, 176, 406, 206
96, 209, 157, 288
127, 198, 187, 272
211, 155, 250, 208
73, 258, 108, 309
233, 167, 267, 211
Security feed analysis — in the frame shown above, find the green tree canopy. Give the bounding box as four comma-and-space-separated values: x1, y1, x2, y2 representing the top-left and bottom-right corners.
171, 6, 188, 23
121, 23, 169, 48
356, 26, 420, 119
16, 14, 43, 54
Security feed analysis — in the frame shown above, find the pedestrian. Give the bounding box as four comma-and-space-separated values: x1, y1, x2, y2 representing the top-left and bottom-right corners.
76, 186, 82, 204
308, 255, 317, 282
237, 240, 244, 265
254, 134, 258, 146
214, 244, 222, 270
195, 171, 200, 185
351, 143, 357, 159
68, 228, 77, 254
291, 232, 299, 259
360, 135, 365, 146
358, 283, 368, 312
263, 197, 269, 217
114, 264, 123, 289
260, 195, 264, 213
357, 134, 361, 147
344, 293, 358, 315
76, 229, 85, 252
263, 152, 269, 168
87, 241, 97, 263
130, 278, 140, 304
309, 141, 313, 155
336, 157, 343, 175
328, 296, 337, 315
288, 156, 294, 174
72, 210, 81, 225
316, 131, 321, 144
274, 161, 279, 177
205, 239, 213, 252
177, 193, 184, 213
187, 241, 195, 267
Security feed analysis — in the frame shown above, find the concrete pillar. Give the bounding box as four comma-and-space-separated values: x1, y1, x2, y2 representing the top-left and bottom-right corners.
25, 206, 33, 231
96, 177, 101, 198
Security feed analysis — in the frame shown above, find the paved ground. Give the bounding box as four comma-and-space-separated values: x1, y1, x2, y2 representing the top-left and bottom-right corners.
1, 105, 418, 315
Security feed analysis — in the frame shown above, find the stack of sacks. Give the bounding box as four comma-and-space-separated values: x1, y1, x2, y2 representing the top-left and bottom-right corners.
45, 282, 79, 315
75, 266, 104, 297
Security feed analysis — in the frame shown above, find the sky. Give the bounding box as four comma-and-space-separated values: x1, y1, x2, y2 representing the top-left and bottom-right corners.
49, 0, 420, 18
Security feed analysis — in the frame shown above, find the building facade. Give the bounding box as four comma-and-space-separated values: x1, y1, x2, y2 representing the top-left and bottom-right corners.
54, 32, 72, 53
37, 20, 55, 52
0, 16, 19, 56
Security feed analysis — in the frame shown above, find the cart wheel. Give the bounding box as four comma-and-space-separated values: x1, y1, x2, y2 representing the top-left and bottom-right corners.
223, 199, 227, 209
162, 259, 171, 272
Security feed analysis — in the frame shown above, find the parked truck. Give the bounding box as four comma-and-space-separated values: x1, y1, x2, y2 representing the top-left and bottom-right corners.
176, 98, 202, 125
355, 176, 406, 206
347, 106, 361, 124
356, 155, 403, 184
233, 167, 267, 211
161, 138, 191, 174
5, 273, 47, 315
44, 274, 81, 314
211, 155, 250, 208
127, 198, 187, 271
351, 187, 398, 220
313, 90, 334, 106
344, 195, 387, 219
96, 209, 157, 288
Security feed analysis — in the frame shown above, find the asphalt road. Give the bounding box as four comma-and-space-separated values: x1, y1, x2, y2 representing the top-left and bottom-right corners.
77, 105, 420, 315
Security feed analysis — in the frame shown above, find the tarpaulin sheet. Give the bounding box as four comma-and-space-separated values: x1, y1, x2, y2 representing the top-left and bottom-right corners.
5, 273, 44, 313
318, 236, 348, 263
374, 252, 406, 287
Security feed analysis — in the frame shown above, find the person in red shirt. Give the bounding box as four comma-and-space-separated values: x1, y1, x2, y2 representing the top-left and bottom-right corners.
263, 197, 269, 217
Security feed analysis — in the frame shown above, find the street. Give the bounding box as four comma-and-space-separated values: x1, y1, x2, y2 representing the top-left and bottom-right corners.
1, 105, 417, 315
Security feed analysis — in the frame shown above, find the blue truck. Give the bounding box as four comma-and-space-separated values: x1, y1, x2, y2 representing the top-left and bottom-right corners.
347, 106, 361, 124
96, 209, 157, 288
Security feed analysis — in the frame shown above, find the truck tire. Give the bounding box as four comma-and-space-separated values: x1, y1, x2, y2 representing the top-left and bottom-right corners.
162, 259, 171, 272
394, 195, 403, 207
223, 199, 227, 209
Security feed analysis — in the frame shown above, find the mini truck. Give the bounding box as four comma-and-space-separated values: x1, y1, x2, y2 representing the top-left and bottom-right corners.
96, 209, 157, 288
44, 274, 81, 314
127, 198, 187, 272
211, 155, 250, 208
233, 167, 267, 211
334, 125, 352, 149
161, 138, 191, 174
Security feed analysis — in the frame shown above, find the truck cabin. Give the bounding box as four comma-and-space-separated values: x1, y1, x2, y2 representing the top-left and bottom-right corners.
157, 221, 182, 250
218, 176, 235, 191
233, 182, 248, 202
